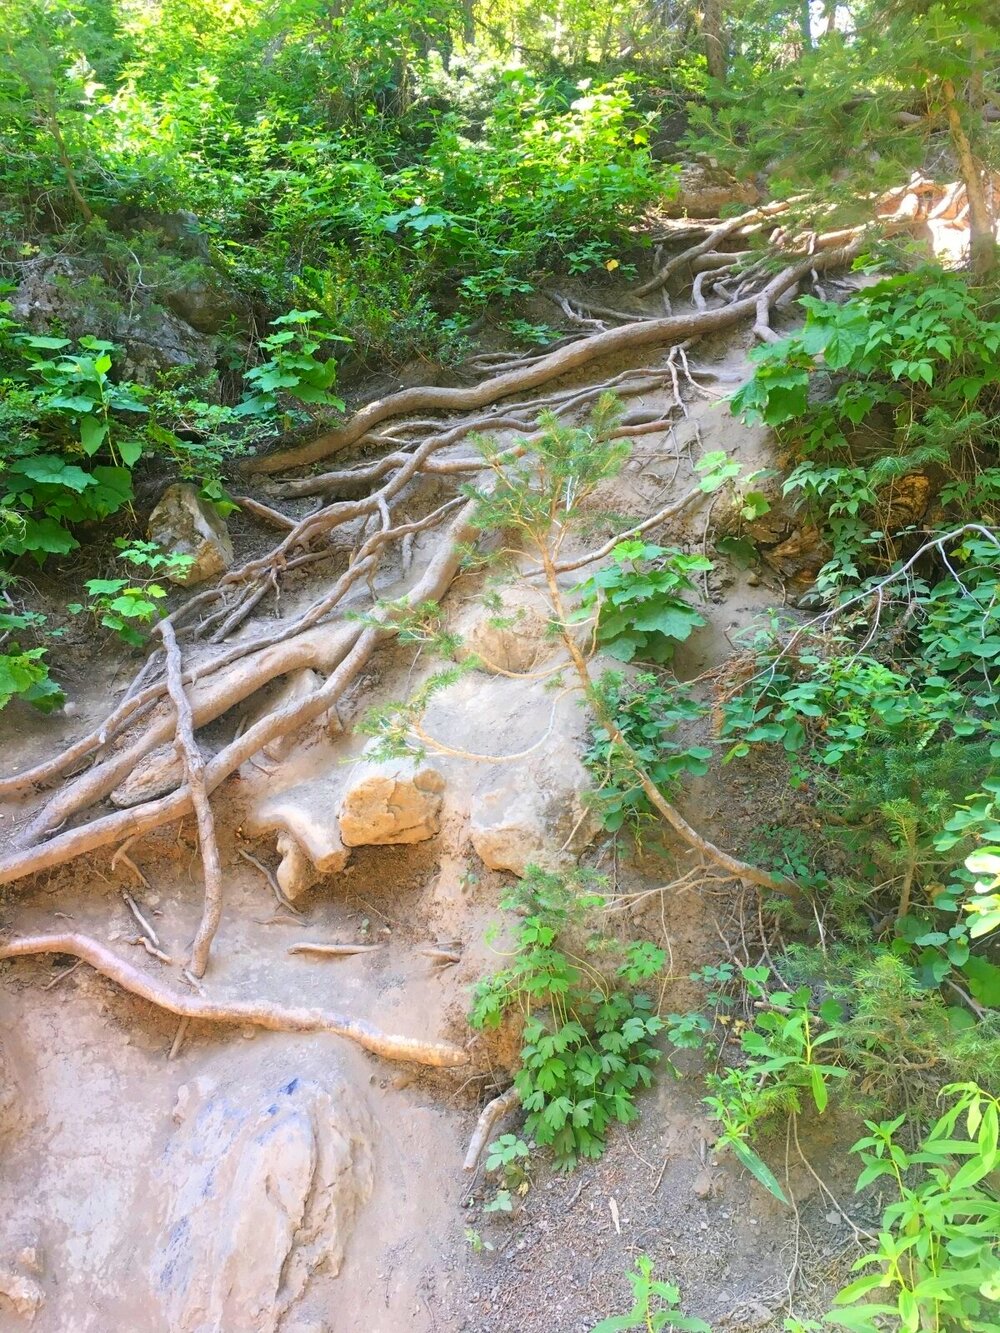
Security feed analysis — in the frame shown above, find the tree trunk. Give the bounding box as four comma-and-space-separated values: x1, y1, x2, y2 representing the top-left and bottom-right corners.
941, 79, 997, 276
703, 0, 726, 84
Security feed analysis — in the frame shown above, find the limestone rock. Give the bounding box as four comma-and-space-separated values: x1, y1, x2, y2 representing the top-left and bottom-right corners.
148, 483, 234, 585
0, 1266, 44, 1322
247, 780, 352, 891
338, 759, 445, 847
153, 1070, 373, 1333
664, 162, 759, 218
110, 741, 183, 808
470, 752, 599, 876
246, 669, 324, 763
453, 587, 555, 675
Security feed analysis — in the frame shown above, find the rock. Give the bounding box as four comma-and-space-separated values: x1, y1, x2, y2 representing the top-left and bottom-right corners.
110, 740, 183, 808
245, 669, 324, 763
123, 209, 213, 263
453, 587, 555, 675
470, 751, 598, 876
148, 483, 234, 585
153, 1069, 373, 1332
163, 276, 240, 335
763, 525, 831, 585
0, 1266, 44, 1321
12, 254, 218, 382
247, 780, 352, 891
338, 758, 445, 847
664, 162, 759, 218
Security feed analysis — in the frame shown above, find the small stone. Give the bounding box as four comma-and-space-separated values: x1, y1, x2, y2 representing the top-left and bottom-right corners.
109, 741, 183, 808
147, 483, 234, 586
0, 1269, 44, 1319
15, 1247, 42, 1277
275, 833, 321, 901
746, 571, 761, 587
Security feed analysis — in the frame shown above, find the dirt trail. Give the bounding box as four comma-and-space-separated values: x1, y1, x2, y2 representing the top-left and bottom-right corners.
0, 326, 855, 1332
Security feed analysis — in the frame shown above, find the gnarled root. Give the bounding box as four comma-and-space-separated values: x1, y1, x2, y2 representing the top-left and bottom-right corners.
0, 932, 469, 1068
463, 1085, 521, 1170
0, 501, 480, 889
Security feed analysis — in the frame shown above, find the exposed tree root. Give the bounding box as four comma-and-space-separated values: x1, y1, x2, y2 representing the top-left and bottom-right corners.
159, 619, 225, 978
463, 1084, 521, 1170
0, 501, 480, 888
243, 235, 869, 477
0, 933, 469, 1067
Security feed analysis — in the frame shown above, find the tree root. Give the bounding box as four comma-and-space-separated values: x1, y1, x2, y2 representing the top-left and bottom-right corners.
159, 619, 225, 978
463, 1084, 521, 1170
0, 501, 480, 889
243, 234, 869, 477
0, 932, 469, 1067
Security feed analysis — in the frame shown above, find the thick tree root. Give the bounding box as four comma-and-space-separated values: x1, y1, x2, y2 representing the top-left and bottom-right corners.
159, 619, 225, 978
0, 502, 480, 889
243, 236, 868, 477
0, 933, 469, 1067
463, 1085, 521, 1170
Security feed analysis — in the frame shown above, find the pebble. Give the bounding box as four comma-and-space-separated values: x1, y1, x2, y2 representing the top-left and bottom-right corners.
747, 571, 761, 586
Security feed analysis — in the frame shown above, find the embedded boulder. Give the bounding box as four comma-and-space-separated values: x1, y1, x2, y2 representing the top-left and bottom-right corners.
470, 751, 599, 876
153, 1068, 373, 1333
148, 483, 234, 585
110, 740, 183, 808
665, 162, 759, 218
453, 586, 556, 675
338, 758, 445, 847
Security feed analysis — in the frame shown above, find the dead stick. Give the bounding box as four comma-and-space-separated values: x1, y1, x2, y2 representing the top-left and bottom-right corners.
463, 1085, 521, 1171
122, 891, 160, 948
287, 942, 383, 957
158, 619, 225, 979
0, 933, 470, 1068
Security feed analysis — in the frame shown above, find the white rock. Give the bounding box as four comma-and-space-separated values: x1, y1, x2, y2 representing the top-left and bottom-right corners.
470, 752, 599, 876
147, 483, 234, 586
338, 759, 445, 847
153, 1070, 373, 1332
246, 780, 351, 896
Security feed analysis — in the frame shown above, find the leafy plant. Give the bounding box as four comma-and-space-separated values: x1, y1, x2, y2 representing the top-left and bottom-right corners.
591, 1256, 711, 1333
574, 540, 712, 664
585, 672, 711, 834
827, 1083, 1000, 1333
233, 309, 349, 421
470, 865, 667, 1170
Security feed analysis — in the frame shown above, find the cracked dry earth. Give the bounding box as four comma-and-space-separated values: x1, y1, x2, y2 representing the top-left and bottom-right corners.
1, 332, 859, 1332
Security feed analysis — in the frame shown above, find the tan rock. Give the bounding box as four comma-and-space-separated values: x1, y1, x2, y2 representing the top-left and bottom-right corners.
454, 587, 556, 675
338, 759, 445, 847
147, 483, 234, 586
275, 833, 320, 901
664, 162, 759, 219
470, 752, 598, 877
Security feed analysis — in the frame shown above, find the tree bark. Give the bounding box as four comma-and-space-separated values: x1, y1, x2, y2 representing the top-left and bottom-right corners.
702, 0, 726, 83
941, 78, 997, 276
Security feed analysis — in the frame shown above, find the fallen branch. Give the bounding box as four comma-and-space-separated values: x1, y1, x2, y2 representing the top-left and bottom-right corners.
0, 932, 469, 1067
287, 942, 383, 957
159, 618, 225, 978
463, 1084, 522, 1170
